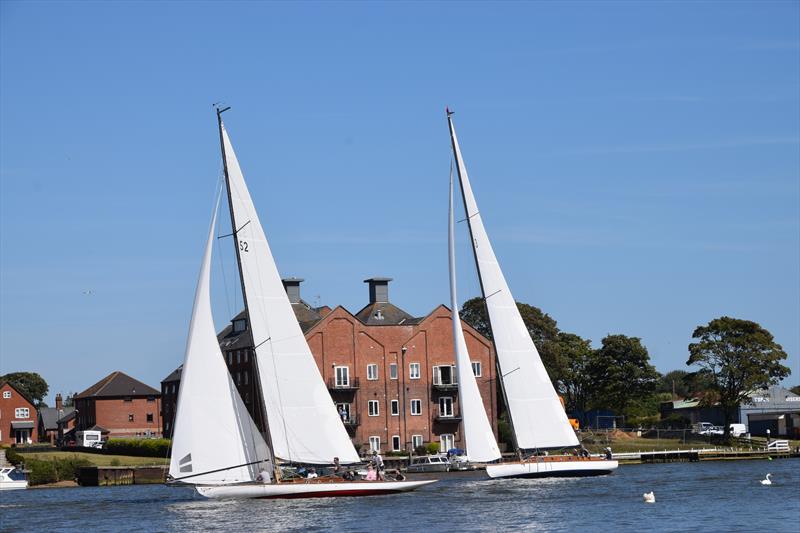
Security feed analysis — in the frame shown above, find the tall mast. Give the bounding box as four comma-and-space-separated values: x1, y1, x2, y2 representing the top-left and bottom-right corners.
447, 108, 520, 454
215, 106, 276, 469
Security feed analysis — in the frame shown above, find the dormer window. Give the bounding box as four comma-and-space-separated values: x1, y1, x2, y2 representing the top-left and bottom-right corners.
233, 319, 247, 333
374, 310, 384, 321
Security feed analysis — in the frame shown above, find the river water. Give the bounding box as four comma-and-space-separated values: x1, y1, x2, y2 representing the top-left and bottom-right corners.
1, 459, 797, 532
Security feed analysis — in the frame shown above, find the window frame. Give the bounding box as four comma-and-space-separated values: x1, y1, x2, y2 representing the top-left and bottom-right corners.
389, 363, 398, 380
367, 363, 379, 381
3, 391, 11, 399
471, 361, 482, 377
334, 366, 350, 387
409, 363, 421, 380
390, 399, 399, 416
14, 407, 30, 419
368, 399, 380, 417
410, 399, 422, 416
411, 434, 423, 449
392, 435, 401, 451
369, 436, 381, 452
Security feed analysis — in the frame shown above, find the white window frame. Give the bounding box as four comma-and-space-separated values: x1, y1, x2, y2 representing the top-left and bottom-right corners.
390, 399, 399, 416
433, 365, 457, 385
335, 366, 350, 387
368, 400, 379, 417
471, 361, 482, 377
440, 433, 455, 453
439, 397, 454, 417
14, 407, 29, 419
409, 363, 421, 380
2, 391, 10, 399
367, 363, 378, 381
389, 363, 398, 380
369, 436, 381, 452
410, 399, 421, 416
392, 435, 401, 451
412, 434, 423, 449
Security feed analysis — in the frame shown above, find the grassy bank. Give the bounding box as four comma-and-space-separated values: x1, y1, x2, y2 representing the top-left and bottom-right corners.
19, 451, 168, 467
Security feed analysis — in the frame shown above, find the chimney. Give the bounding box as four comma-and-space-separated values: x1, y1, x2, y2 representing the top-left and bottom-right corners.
282, 278, 304, 304
364, 277, 392, 304
55, 393, 63, 410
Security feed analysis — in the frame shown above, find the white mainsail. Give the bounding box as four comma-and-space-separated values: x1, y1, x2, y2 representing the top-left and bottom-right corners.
448, 113, 580, 450
220, 121, 360, 464
169, 197, 271, 484
449, 165, 502, 463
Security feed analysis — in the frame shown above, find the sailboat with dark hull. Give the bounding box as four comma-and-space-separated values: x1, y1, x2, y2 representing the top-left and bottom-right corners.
446, 109, 618, 479
167, 108, 435, 498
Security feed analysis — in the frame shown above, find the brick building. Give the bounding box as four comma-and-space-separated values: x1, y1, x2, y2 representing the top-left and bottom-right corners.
74, 371, 162, 440
38, 393, 75, 444
163, 278, 497, 454
0, 381, 38, 445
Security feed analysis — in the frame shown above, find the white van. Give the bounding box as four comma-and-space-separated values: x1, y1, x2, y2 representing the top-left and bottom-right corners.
76, 430, 103, 448
729, 424, 747, 437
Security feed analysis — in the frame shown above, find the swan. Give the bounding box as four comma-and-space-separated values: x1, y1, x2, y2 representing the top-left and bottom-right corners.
761, 474, 772, 485
643, 491, 655, 503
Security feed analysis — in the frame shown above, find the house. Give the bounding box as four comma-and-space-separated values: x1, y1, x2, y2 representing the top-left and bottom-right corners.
74, 371, 162, 440
0, 381, 38, 445
162, 277, 498, 454
38, 393, 75, 444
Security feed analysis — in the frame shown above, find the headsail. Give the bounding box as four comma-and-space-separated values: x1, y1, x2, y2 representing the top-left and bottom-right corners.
169, 194, 271, 484
447, 112, 579, 450
449, 163, 502, 462
219, 119, 360, 464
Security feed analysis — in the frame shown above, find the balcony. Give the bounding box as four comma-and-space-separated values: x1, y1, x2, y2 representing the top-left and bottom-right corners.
327, 377, 360, 392
431, 381, 458, 392
341, 415, 359, 428
433, 407, 462, 423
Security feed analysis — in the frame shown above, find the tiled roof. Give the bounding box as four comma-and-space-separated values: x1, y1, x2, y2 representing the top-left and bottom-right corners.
39, 406, 75, 431
76, 371, 160, 399
354, 302, 415, 326
162, 366, 182, 384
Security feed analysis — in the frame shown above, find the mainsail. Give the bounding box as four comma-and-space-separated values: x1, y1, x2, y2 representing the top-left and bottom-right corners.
448, 112, 579, 450
219, 120, 360, 464
169, 196, 271, 484
449, 164, 502, 462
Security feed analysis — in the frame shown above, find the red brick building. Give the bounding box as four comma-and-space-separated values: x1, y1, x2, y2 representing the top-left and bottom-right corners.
163, 278, 498, 454
0, 381, 38, 445
74, 371, 162, 440
38, 393, 75, 444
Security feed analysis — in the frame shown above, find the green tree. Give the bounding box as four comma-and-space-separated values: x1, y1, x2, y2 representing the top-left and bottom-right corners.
656, 370, 693, 398
588, 334, 659, 417
687, 316, 791, 440
1, 372, 49, 407
790, 385, 800, 396
555, 332, 595, 414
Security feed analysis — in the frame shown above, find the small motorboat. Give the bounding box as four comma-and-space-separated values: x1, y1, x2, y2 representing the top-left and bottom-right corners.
405, 454, 451, 473
0, 467, 28, 490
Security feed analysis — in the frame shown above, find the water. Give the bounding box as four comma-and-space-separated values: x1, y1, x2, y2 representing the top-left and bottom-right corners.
2, 459, 798, 532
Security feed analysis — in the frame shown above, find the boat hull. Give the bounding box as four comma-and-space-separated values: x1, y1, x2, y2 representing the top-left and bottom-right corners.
486, 459, 618, 479
195, 479, 436, 499
0, 480, 28, 490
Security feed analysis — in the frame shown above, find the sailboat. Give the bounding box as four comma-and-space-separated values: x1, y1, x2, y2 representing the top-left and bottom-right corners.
446, 109, 618, 479
167, 107, 435, 498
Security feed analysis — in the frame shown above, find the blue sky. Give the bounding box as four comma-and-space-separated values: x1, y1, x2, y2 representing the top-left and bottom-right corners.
1, 1, 798, 402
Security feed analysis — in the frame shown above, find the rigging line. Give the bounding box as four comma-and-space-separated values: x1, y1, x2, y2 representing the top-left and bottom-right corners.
168, 459, 265, 482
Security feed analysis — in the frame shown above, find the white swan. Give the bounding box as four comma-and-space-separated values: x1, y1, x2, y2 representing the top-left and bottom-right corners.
643, 491, 655, 503
761, 474, 772, 485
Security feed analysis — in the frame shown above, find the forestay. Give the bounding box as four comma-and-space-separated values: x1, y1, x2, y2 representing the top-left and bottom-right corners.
169, 199, 270, 484
449, 166, 502, 462
220, 122, 360, 464
448, 114, 579, 450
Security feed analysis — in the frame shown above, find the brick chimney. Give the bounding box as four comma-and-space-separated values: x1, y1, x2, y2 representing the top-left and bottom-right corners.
364, 277, 392, 303
55, 393, 63, 410
282, 278, 304, 304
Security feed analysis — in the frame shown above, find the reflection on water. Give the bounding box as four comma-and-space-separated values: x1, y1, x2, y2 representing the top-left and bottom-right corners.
2, 459, 798, 532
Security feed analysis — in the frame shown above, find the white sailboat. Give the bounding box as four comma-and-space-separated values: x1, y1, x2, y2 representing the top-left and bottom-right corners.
167, 108, 435, 498
446, 109, 618, 479
448, 164, 502, 464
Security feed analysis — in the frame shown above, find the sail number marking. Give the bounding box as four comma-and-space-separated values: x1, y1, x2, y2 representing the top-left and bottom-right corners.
239, 240, 249, 252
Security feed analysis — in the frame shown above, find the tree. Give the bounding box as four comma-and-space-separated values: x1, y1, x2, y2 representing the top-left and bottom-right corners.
460, 297, 565, 388
587, 334, 659, 417
555, 332, 595, 415
0, 372, 49, 407
790, 385, 800, 396
687, 316, 791, 441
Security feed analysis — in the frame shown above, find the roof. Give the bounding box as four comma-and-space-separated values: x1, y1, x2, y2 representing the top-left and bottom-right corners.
0, 381, 37, 408
162, 366, 182, 384
76, 371, 160, 399
39, 406, 75, 431
354, 302, 415, 326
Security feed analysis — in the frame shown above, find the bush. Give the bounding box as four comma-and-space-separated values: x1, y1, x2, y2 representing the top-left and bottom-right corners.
4, 447, 23, 466
104, 438, 171, 457
413, 445, 427, 456
425, 442, 439, 455
25, 456, 92, 486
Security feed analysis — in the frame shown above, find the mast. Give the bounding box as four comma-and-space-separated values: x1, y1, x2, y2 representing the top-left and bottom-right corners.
446, 108, 520, 454
215, 106, 276, 469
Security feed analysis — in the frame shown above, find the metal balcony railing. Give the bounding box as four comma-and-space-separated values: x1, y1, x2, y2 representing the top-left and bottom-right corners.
433, 407, 462, 423
327, 377, 360, 391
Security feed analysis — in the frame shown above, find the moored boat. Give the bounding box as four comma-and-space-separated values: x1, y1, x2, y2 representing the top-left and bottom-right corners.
0, 467, 28, 490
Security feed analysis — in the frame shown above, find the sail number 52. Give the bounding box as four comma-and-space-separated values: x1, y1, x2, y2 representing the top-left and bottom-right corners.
239, 240, 249, 252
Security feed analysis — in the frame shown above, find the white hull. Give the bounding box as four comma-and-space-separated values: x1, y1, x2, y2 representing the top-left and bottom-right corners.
196, 479, 436, 499
0, 480, 28, 490
486, 459, 618, 479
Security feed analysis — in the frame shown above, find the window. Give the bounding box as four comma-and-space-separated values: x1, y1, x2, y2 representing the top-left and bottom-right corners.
391, 399, 399, 416
336, 403, 351, 422
367, 364, 378, 381
3, 391, 10, 399
389, 363, 398, 380
369, 436, 381, 452
128, 414, 134, 422
335, 366, 350, 387
439, 397, 454, 417
440, 433, 455, 452
433, 365, 457, 385
165, 421, 170, 432
244, 350, 249, 363
392, 435, 401, 451
244, 371, 249, 385
228, 352, 233, 365
237, 351, 241, 364
472, 361, 482, 377
410, 399, 421, 415
236, 372, 241, 385
146, 413, 154, 423
14, 408, 29, 419
409, 363, 420, 380
412, 435, 423, 449
368, 400, 379, 417
233, 318, 247, 332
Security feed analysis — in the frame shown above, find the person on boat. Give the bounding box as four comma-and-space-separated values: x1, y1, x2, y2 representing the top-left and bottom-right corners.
306, 468, 318, 479
580, 446, 590, 458
371, 450, 385, 480
332, 457, 342, 475
604, 447, 613, 460
365, 465, 377, 481
256, 468, 271, 484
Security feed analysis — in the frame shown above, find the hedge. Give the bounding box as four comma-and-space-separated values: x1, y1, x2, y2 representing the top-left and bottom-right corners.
104, 438, 171, 457
25, 457, 92, 486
